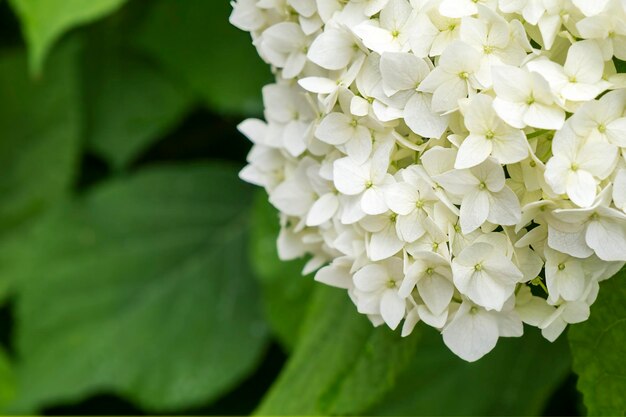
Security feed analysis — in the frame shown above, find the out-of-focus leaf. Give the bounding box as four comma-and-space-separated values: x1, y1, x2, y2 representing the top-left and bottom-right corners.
8, 164, 269, 412
569, 272, 626, 416
134, 0, 271, 116
8, 0, 126, 74
0, 347, 15, 409
0, 41, 81, 236
83, 33, 194, 169
369, 326, 571, 416
256, 286, 421, 415
249, 192, 314, 351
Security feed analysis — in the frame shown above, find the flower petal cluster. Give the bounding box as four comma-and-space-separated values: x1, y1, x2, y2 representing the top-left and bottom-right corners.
231, 0, 626, 362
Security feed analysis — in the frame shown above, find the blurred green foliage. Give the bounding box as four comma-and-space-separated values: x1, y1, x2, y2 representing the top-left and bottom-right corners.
0, 1, 621, 415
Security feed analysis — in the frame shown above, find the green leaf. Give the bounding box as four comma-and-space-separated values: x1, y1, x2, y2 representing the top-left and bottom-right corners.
134, 0, 272, 116
9, 164, 269, 412
569, 272, 626, 416
83, 31, 194, 169
369, 326, 572, 415
256, 286, 422, 415
249, 192, 314, 351
9, 0, 127, 74
0, 40, 81, 236
0, 347, 15, 409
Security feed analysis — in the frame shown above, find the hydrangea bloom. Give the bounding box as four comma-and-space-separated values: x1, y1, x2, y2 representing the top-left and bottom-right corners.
230, 0, 626, 362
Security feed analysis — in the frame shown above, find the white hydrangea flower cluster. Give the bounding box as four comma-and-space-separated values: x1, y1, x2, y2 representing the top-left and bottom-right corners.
230, 0, 626, 361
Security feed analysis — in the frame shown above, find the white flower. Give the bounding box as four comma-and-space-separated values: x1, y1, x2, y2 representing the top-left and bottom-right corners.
353, 258, 406, 329
418, 41, 483, 112
492, 65, 565, 129
526, 41, 610, 103
439, 0, 496, 18
308, 23, 364, 70
333, 141, 394, 215
442, 297, 522, 361
615, 169, 626, 211
568, 90, 626, 148
551, 190, 626, 261
400, 251, 453, 315
384, 166, 440, 242
544, 247, 588, 303
544, 123, 618, 207
232, 0, 626, 362
353, 0, 416, 54
260, 22, 311, 78
379, 51, 449, 138
435, 158, 521, 233
459, 6, 526, 87
456, 93, 528, 168
540, 280, 599, 342
451, 241, 524, 311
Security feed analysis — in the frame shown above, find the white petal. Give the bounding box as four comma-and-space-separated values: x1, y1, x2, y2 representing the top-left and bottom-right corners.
315, 264, 353, 289
298, 77, 337, 94
431, 77, 468, 113
460, 189, 490, 233
404, 92, 449, 138
354, 264, 387, 291
316, 112, 356, 145
380, 52, 425, 92
396, 211, 426, 242
493, 97, 527, 129
380, 290, 406, 330
524, 103, 565, 130
547, 225, 594, 259
455, 134, 493, 169
565, 41, 604, 84
586, 218, 626, 261
369, 224, 405, 261
306, 193, 339, 226
614, 170, 626, 211
362, 187, 389, 215
417, 275, 454, 315
334, 158, 368, 195
566, 170, 597, 208
307, 28, 355, 70
385, 181, 418, 215
487, 187, 521, 226
345, 126, 374, 164
443, 304, 499, 362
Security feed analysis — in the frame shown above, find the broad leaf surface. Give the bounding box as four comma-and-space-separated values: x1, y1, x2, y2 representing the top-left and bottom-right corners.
0, 41, 80, 236
256, 286, 421, 415
369, 326, 572, 415
249, 193, 314, 351
134, 0, 271, 115
83, 31, 194, 169
569, 271, 626, 416
9, 0, 126, 73
9, 164, 269, 412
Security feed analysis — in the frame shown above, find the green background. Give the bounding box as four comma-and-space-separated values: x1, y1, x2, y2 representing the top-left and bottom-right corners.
0, 0, 623, 415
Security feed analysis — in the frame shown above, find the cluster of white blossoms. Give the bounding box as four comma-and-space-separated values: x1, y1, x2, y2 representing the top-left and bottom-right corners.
230, 0, 626, 361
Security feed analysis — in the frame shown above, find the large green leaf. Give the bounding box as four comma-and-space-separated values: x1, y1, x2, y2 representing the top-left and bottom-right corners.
9, 0, 127, 74
83, 31, 194, 169
256, 286, 422, 415
569, 272, 626, 416
134, 0, 272, 115
369, 326, 572, 415
0, 41, 81, 237
0, 347, 15, 410
249, 193, 314, 351
8, 164, 269, 412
